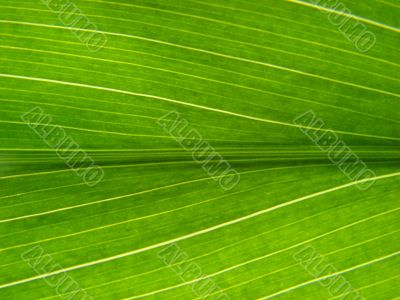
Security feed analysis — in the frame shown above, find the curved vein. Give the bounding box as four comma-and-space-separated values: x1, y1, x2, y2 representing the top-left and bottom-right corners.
0, 170, 398, 290
1, 73, 399, 141
0, 20, 399, 98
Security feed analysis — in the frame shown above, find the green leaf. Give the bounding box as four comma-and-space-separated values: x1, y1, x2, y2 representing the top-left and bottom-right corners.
0, 0, 399, 299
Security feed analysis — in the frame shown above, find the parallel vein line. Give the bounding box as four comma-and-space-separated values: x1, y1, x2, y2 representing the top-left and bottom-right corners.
0, 170, 398, 290
1, 73, 399, 141
287, 0, 400, 33
122, 207, 400, 299
261, 251, 400, 299
0, 20, 399, 98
